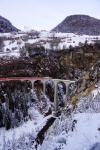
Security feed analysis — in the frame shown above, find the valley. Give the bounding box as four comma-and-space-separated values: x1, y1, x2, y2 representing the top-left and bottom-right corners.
0, 13, 100, 150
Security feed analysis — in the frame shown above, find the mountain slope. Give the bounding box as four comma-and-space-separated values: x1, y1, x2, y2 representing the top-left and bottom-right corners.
0, 15, 19, 33
52, 15, 100, 35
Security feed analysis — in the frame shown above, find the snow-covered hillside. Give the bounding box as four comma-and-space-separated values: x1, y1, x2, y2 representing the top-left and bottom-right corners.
40, 83, 100, 150
0, 31, 100, 58
0, 81, 100, 150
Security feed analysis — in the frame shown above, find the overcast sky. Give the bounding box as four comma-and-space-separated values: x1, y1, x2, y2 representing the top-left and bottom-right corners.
0, 0, 100, 31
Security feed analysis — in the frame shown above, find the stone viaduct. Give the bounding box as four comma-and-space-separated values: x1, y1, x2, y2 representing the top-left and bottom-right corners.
0, 77, 75, 113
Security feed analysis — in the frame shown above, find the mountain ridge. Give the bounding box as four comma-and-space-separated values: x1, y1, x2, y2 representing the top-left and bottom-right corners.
52, 14, 100, 35
0, 15, 19, 33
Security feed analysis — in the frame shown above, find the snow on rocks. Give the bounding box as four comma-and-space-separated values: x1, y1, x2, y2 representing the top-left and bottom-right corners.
75, 84, 100, 113
92, 86, 100, 100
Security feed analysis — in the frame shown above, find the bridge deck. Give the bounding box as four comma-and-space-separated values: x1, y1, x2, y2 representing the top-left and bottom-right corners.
0, 77, 50, 81
0, 77, 74, 83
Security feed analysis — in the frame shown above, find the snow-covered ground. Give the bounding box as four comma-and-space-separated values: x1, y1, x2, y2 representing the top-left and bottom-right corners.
0, 31, 100, 58
1, 112, 100, 150
64, 113, 100, 150
26, 31, 100, 49
40, 113, 100, 150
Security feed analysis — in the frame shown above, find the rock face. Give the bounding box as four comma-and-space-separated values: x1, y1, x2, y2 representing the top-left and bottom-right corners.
52, 15, 100, 35
0, 15, 19, 33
